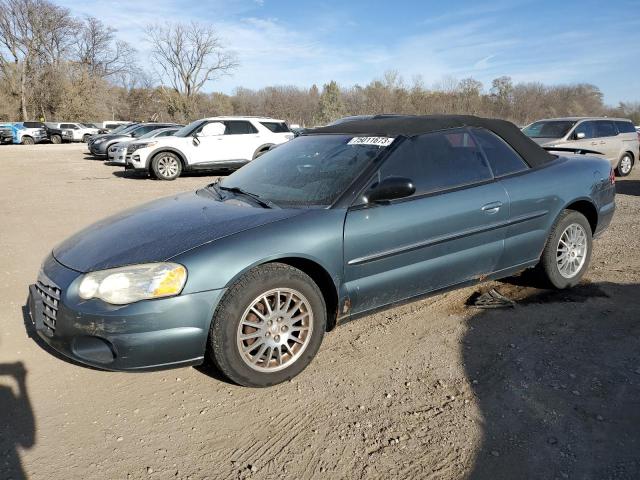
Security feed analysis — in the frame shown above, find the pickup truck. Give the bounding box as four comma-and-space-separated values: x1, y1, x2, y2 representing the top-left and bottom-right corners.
0, 125, 13, 144
14, 122, 49, 144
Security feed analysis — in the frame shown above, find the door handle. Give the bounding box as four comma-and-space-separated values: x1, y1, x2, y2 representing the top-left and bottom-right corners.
591, 141, 598, 146
600, 141, 606, 144
481, 201, 503, 214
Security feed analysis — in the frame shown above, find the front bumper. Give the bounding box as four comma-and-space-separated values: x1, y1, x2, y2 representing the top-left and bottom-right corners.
108, 148, 127, 164
89, 142, 108, 156
28, 254, 224, 371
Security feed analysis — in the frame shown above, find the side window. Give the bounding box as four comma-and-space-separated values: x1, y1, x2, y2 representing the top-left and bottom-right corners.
60, 123, 76, 129
156, 130, 173, 137
471, 128, 528, 177
595, 120, 617, 138
377, 129, 493, 197
260, 122, 290, 133
572, 121, 595, 139
224, 121, 258, 135
614, 121, 635, 134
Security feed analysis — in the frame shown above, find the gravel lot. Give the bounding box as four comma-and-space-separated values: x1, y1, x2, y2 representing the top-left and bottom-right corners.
1, 143, 639, 480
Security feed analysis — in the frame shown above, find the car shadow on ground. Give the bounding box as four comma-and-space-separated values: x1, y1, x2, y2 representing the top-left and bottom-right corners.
464, 281, 640, 479
615, 179, 640, 196
0, 339, 35, 480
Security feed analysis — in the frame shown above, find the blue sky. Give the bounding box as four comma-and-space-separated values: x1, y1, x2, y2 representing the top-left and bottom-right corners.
56, 0, 640, 104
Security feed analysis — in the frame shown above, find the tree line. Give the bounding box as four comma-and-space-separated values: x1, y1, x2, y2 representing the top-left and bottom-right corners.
1, 0, 639, 127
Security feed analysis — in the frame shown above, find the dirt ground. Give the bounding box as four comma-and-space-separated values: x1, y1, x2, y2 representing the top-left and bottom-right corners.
0, 143, 639, 480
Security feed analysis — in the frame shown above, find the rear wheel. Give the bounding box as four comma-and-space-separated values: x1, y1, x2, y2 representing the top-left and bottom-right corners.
616, 153, 633, 177
82, 134, 91, 143
151, 152, 182, 180
50, 135, 61, 144
21, 136, 34, 145
209, 263, 326, 387
540, 210, 592, 289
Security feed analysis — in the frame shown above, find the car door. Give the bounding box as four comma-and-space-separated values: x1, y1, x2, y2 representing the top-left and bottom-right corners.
593, 120, 620, 162
342, 129, 509, 315
219, 121, 261, 161
468, 127, 554, 270
567, 120, 598, 151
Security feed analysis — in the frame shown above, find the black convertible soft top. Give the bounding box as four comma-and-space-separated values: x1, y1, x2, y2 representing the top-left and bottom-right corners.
308, 114, 556, 168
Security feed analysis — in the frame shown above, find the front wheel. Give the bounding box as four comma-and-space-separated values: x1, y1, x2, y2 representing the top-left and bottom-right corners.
151, 152, 182, 180
616, 153, 633, 177
82, 134, 91, 143
21, 136, 34, 145
540, 210, 592, 289
50, 135, 61, 144
209, 263, 326, 387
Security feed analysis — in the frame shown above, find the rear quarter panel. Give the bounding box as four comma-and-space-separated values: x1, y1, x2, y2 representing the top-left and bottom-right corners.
497, 155, 614, 270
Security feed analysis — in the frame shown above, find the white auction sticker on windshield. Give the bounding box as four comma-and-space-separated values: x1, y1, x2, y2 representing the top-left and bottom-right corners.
347, 136, 395, 147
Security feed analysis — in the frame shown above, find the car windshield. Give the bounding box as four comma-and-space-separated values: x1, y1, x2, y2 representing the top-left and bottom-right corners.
139, 129, 165, 139
522, 121, 576, 139
116, 124, 140, 135
218, 135, 391, 208
174, 120, 208, 137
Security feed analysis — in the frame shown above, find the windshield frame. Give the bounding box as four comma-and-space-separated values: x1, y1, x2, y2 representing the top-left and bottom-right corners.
174, 120, 209, 138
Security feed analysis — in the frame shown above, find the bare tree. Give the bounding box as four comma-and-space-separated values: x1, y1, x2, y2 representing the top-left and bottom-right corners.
145, 21, 237, 120
75, 16, 136, 78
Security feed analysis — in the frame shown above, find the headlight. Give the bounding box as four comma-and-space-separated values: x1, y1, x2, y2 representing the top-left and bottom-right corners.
93, 138, 106, 144
130, 141, 157, 152
78, 263, 187, 305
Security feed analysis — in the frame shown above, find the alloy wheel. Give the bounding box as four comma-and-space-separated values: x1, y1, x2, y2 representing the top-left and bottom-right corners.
620, 155, 632, 175
236, 288, 313, 372
157, 156, 179, 178
556, 223, 588, 278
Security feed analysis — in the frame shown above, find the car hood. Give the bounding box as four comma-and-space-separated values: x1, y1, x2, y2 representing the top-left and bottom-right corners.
93, 134, 131, 143
53, 191, 307, 272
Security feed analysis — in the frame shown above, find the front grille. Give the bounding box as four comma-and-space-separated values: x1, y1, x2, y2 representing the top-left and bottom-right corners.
35, 276, 61, 331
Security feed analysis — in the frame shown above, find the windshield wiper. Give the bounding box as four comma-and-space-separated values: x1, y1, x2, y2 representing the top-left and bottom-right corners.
218, 185, 279, 209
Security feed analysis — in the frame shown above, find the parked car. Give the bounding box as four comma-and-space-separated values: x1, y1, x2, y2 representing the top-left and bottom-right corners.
125, 117, 294, 180
88, 123, 177, 158
107, 127, 182, 165
5, 122, 48, 144
28, 114, 615, 387
0, 124, 14, 144
522, 117, 640, 176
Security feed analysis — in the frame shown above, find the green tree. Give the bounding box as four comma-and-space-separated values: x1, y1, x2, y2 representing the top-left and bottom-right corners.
315, 80, 344, 125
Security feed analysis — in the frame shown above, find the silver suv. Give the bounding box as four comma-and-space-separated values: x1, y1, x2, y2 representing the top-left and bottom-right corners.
523, 117, 640, 176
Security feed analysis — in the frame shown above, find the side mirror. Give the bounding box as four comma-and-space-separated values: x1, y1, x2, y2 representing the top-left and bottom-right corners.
364, 177, 416, 204
575, 132, 586, 139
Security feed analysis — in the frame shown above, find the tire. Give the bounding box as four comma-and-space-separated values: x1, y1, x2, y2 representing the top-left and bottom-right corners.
50, 135, 61, 144
209, 263, 326, 387
253, 145, 273, 160
21, 136, 34, 145
616, 153, 633, 177
540, 210, 592, 289
82, 134, 91, 143
151, 152, 182, 180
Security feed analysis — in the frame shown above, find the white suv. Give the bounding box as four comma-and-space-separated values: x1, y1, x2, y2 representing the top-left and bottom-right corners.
125, 117, 294, 180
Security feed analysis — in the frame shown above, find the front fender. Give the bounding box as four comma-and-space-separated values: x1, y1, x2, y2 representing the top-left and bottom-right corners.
172, 208, 347, 295
145, 146, 188, 169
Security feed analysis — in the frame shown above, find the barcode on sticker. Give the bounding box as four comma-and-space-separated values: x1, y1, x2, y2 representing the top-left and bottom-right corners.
347, 137, 395, 147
